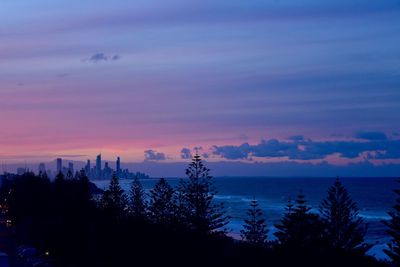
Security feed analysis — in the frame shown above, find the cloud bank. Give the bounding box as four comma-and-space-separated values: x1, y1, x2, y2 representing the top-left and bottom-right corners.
355, 131, 387, 141
180, 148, 192, 159
84, 53, 120, 63
144, 150, 166, 161
212, 136, 400, 161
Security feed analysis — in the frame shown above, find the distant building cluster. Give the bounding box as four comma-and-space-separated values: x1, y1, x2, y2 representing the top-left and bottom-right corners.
11, 155, 150, 180
55, 158, 74, 177
82, 154, 148, 180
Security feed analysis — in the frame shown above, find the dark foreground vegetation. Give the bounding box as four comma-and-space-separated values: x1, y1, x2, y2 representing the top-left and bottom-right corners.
0, 155, 399, 267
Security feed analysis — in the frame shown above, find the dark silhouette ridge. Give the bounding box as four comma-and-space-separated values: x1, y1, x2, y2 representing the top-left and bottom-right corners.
0, 156, 390, 267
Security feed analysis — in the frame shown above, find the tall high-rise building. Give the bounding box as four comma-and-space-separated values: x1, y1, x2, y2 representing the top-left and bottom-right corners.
56, 158, 62, 174
68, 162, 74, 174
116, 157, 121, 174
85, 160, 91, 174
38, 163, 46, 174
103, 162, 112, 179
96, 154, 101, 177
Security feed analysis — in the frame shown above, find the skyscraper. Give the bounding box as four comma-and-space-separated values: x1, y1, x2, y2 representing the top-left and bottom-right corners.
68, 162, 74, 174
56, 158, 62, 174
116, 157, 121, 174
104, 162, 113, 179
85, 159, 91, 174
38, 163, 46, 174
96, 154, 101, 177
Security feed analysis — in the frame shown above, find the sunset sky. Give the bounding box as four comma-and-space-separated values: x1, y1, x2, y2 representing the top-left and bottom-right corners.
1, 0, 400, 173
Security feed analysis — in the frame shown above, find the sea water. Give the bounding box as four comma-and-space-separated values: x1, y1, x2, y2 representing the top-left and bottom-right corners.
93, 177, 398, 260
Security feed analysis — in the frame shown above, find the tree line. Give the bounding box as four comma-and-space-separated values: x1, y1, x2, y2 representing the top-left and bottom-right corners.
1, 154, 399, 267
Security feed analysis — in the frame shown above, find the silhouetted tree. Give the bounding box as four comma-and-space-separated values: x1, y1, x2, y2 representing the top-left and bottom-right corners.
240, 198, 268, 246
76, 170, 93, 207
383, 179, 400, 265
3, 169, 389, 267
274, 192, 324, 249
39, 170, 48, 180
129, 177, 147, 218
173, 181, 188, 226
100, 174, 127, 215
55, 171, 65, 183
149, 178, 175, 225
320, 178, 369, 253
179, 154, 229, 234
66, 170, 73, 179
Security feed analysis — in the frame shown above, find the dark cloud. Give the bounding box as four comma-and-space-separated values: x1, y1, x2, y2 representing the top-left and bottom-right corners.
89, 53, 107, 62
84, 53, 120, 63
212, 143, 251, 160
144, 149, 166, 161
289, 135, 305, 142
111, 55, 120, 61
355, 131, 387, 140
180, 148, 192, 159
213, 138, 400, 160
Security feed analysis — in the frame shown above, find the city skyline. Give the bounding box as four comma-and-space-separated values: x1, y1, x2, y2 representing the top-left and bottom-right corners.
10, 154, 150, 180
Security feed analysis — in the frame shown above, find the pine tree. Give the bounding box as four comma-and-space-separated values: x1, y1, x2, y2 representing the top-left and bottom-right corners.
383, 180, 400, 265
173, 181, 188, 226
39, 170, 48, 180
274, 192, 324, 249
240, 198, 268, 246
129, 177, 147, 218
320, 178, 369, 253
179, 154, 229, 234
55, 171, 65, 184
101, 174, 128, 215
66, 170, 73, 179
149, 178, 175, 225
76, 169, 92, 205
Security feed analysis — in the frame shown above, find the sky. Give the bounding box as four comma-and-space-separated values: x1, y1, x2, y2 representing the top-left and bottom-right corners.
1, 0, 400, 175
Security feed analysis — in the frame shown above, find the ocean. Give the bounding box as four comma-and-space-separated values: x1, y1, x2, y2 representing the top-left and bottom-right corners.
93, 177, 398, 260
